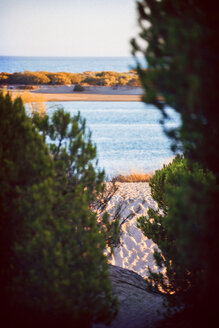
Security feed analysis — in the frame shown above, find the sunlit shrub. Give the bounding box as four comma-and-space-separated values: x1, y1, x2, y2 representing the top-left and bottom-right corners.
68, 73, 81, 84
1, 70, 141, 87
7, 71, 50, 85
46, 72, 72, 85
0, 72, 10, 84
82, 76, 99, 85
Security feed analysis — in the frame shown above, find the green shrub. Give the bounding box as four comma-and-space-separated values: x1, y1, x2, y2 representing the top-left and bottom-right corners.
73, 84, 85, 91
138, 155, 218, 322
133, 2, 219, 325
0, 93, 117, 327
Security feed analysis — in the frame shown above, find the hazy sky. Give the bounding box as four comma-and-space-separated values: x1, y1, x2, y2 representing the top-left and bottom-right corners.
0, 0, 139, 57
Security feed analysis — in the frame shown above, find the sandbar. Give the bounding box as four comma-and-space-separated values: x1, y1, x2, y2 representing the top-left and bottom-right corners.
7, 85, 143, 102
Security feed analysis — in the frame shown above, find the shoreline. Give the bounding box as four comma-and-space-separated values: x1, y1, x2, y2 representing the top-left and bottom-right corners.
4, 85, 143, 102
36, 93, 142, 102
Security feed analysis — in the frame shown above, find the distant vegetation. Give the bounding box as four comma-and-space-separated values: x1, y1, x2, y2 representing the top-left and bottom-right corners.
0, 70, 141, 87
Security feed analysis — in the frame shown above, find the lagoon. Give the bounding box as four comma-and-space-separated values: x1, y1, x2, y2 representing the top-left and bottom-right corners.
47, 101, 181, 178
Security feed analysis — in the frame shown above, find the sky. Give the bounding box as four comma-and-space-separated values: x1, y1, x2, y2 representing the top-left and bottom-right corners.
0, 0, 140, 57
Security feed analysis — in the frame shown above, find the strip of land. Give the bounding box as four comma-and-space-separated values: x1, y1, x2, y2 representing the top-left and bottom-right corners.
38, 93, 142, 102
7, 85, 143, 102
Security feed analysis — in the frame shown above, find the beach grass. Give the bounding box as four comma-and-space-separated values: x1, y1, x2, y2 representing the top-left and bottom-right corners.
111, 170, 153, 183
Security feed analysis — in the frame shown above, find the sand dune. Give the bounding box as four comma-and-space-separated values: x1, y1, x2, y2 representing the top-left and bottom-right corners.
96, 182, 165, 278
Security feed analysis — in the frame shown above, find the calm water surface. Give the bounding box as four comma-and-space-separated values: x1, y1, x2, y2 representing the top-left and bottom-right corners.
1, 56, 180, 177
0, 56, 146, 73
47, 101, 181, 178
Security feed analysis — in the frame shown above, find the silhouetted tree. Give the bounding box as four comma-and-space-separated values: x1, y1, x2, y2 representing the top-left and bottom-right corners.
132, 1, 219, 326
132, 0, 219, 177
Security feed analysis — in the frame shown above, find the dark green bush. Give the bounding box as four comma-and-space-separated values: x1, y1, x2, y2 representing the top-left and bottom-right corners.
133, 2, 219, 326
138, 155, 218, 320
73, 84, 85, 91
0, 93, 117, 327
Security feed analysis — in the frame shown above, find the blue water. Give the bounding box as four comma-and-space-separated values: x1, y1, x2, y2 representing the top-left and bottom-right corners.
1, 56, 180, 176
0, 56, 145, 73
47, 101, 181, 178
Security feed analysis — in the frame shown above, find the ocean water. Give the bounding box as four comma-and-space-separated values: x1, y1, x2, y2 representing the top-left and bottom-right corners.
47, 101, 181, 178
0, 56, 146, 73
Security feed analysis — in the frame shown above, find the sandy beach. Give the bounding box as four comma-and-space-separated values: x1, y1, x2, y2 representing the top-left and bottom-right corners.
7, 85, 143, 102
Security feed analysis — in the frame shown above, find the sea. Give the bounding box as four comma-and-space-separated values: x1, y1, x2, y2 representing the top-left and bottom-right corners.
0, 56, 144, 73
0, 56, 181, 177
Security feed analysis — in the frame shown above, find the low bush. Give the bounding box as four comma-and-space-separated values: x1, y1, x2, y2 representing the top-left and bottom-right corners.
82, 76, 99, 85
46, 72, 71, 85
68, 73, 81, 84
73, 84, 85, 92
0, 72, 10, 84
9, 71, 50, 85
0, 70, 141, 87
112, 171, 152, 182
91, 181, 121, 253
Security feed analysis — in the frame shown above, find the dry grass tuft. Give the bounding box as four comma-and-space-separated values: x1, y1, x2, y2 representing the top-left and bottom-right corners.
0, 89, 46, 116
112, 171, 153, 183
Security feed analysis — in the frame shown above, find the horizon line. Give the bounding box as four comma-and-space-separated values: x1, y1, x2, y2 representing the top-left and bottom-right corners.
0, 55, 139, 58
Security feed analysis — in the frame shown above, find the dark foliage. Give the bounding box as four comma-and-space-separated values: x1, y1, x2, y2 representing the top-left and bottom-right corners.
73, 84, 85, 92
132, 0, 219, 177
132, 1, 219, 326
0, 93, 117, 327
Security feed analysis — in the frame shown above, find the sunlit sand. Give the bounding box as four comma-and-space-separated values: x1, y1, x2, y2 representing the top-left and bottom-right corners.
8, 85, 143, 102
97, 182, 165, 278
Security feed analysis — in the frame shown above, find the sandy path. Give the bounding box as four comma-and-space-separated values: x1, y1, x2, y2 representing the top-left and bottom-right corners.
97, 182, 165, 278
